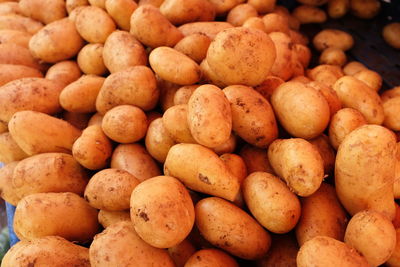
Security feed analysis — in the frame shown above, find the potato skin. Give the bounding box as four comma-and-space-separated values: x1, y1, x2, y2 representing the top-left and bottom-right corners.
268, 32, 293, 80
0, 132, 28, 163
162, 104, 196, 144
240, 144, 275, 174
160, 0, 216, 25
195, 197, 271, 260
77, 43, 107, 76
0, 14, 43, 34
19, 0, 66, 24
145, 118, 176, 163
335, 125, 397, 220
66, 0, 89, 14
98, 210, 130, 228
353, 69, 382, 92
309, 134, 336, 173
313, 29, 354, 51
227, 4, 257, 27
105, 0, 137, 31
256, 234, 298, 267
383, 22, 400, 49
89, 221, 175, 267
0, 64, 42, 86
168, 239, 196, 267
292, 5, 327, 24
0, 29, 32, 48
327, 0, 349, 18
174, 33, 211, 64
14, 192, 99, 242
178, 21, 233, 40
185, 249, 239, 267
0, 162, 20, 206
0, 43, 43, 70
387, 228, 400, 267
307, 81, 342, 118
45, 60, 82, 86
383, 97, 400, 131
307, 64, 344, 87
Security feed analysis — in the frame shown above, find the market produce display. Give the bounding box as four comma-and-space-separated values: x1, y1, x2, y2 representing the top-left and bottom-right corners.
0, 0, 399, 266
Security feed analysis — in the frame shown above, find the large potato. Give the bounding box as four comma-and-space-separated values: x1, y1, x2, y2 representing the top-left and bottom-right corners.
145, 118, 176, 163
0, 43, 43, 70
162, 104, 196, 144
160, 0, 216, 25
0, 14, 43, 34
0, 29, 32, 48
105, 0, 137, 30
174, 34, 211, 64
0, 64, 42, 86
77, 43, 107, 76
0, 162, 20, 206
313, 29, 354, 51
185, 249, 239, 267
256, 234, 298, 267
0, 132, 28, 163
98, 210, 130, 228
178, 21, 233, 39
19, 0, 66, 24
45, 60, 82, 86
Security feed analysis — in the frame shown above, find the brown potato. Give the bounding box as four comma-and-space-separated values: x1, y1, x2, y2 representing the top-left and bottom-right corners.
263, 13, 289, 34
77, 43, 107, 76
0, 14, 43, 34
0, 132, 27, 163
242, 17, 267, 32
162, 104, 196, 144
383, 97, 400, 131
199, 59, 227, 87
178, 21, 233, 40
256, 234, 298, 267
343, 61, 367, 75
168, 239, 196, 267
240, 144, 275, 174
105, 0, 137, 30
160, 0, 216, 25
45, 60, 82, 86
66, 0, 89, 14
309, 134, 336, 173
0, 29, 32, 48
173, 85, 199, 105
292, 5, 327, 24
220, 153, 247, 183
319, 47, 347, 66
313, 29, 354, 51
227, 4, 257, 26
269, 32, 293, 81
145, 118, 176, 163
0, 43, 43, 70
212, 133, 237, 155
307, 64, 344, 87
98, 209, 130, 228
207, 0, 238, 15
353, 69, 382, 92
383, 22, 400, 49
307, 81, 342, 117
247, 0, 276, 14
185, 249, 239, 267
68, 5, 86, 21
0, 64, 42, 87
0, 162, 20, 206
351, 0, 380, 19
19, 0, 66, 24
327, 0, 349, 18
174, 33, 211, 63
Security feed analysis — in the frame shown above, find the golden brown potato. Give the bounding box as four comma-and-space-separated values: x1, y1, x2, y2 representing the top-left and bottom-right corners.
383, 97, 400, 131
350, 0, 380, 19
173, 85, 198, 105
307, 81, 342, 117
0, 43, 43, 70
45, 60, 82, 86
19, 0, 66, 24
168, 239, 196, 267
0, 29, 31, 48
292, 5, 327, 24
387, 228, 400, 267
88, 112, 104, 126
269, 32, 293, 81
256, 234, 298, 267
105, 0, 137, 30
162, 104, 196, 144
66, 0, 89, 14
0, 14, 43, 34
77, 43, 107, 75
327, 0, 349, 18
220, 153, 247, 183
383, 22, 400, 49
240, 145, 275, 174
253, 75, 285, 102
242, 17, 267, 32
309, 134, 336, 173
0, 64, 42, 87
247, 0, 276, 14
292, 44, 311, 68
262, 13, 289, 34
212, 133, 237, 155
319, 47, 347, 66
0, 2, 21, 15
0, 132, 28, 163
174, 33, 211, 63
353, 69, 382, 92
98, 209, 130, 228
343, 61, 367, 75
207, 0, 238, 15
199, 59, 227, 87
185, 249, 239, 267
62, 111, 91, 130
307, 64, 344, 87
381, 86, 400, 102
88, 0, 105, 8
160, 0, 216, 25
0, 162, 20, 206
313, 29, 354, 51
227, 4, 257, 26
145, 118, 176, 163
178, 21, 233, 40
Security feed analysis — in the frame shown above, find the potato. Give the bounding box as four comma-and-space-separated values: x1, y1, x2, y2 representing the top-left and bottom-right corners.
247, 0, 276, 13
14, 192, 99, 242
2, 236, 90, 267
66, 0, 89, 14
103, 30, 147, 73
220, 153, 247, 183
98, 209, 130, 228
387, 228, 400, 267
145, 118, 176, 163
319, 47, 347, 66
195, 197, 271, 259
394, 144, 400, 199
164, 143, 240, 201
307, 81, 342, 117
62, 111, 91, 130
0, 132, 27, 163
187, 84, 232, 148
45, 60, 82, 86
162, 104, 196, 144
89, 221, 175, 267
178, 21, 233, 40
0, 77, 64, 123
381, 86, 400, 102
253, 75, 285, 102
111, 143, 161, 182
12, 153, 88, 200
168, 239, 196, 267
60, 75, 105, 113
88, 113, 104, 126
102, 105, 148, 143
212, 133, 237, 155
292, 5, 327, 24
262, 13, 289, 34
297, 236, 369, 267
199, 59, 227, 87
157, 77, 181, 111
289, 29, 308, 45
0, 14, 43, 34
0, 2, 20, 15
256, 234, 298, 267
268, 138, 324, 197
292, 44, 311, 68
271, 81, 330, 139
130, 176, 194, 248
307, 64, 344, 87
0, 43, 43, 70
0, 29, 31, 48
0, 162, 20, 206
185, 249, 239, 267
242, 17, 267, 32
149, 47, 201, 85
9, 111, 81, 155
227, 4, 257, 27
75, 6, 116, 43
327, 0, 349, 18
309, 134, 336, 173
0, 64, 42, 87
138, 0, 164, 7
174, 33, 211, 64
173, 85, 198, 105
345, 210, 396, 266
206, 27, 276, 86
88, 0, 105, 8
130, 5, 183, 48
160, 0, 216, 25
240, 144, 275, 174
206, 0, 238, 15
343, 61, 367, 76
383, 97, 400, 131
269, 32, 293, 81
77, 43, 107, 75
313, 29, 354, 51
29, 18, 84, 63
350, 0, 380, 19
223, 85, 278, 148
383, 22, 400, 49
105, 0, 137, 30
291, 75, 312, 83
353, 69, 382, 92
335, 125, 396, 220
96, 66, 159, 114
333, 76, 384, 124
19, 0, 66, 24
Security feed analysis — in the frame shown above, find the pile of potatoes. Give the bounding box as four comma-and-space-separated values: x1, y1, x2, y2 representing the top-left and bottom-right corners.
0, 0, 400, 266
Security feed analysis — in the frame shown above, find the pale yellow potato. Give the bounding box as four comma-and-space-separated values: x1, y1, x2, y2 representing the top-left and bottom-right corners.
174, 33, 211, 63
145, 118, 176, 163
0, 64, 42, 87
178, 21, 233, 40
293, 44, 311, 68
173, 85, 199, 105
207, 27, 276, 86
105, 0, 137, 30
96, 66, 159, 113
297, 236, 369, 267
185, 249, 239, 267
98, 210, 130, 228
62, 111, 91, 130
130, 5, 183, 48
383, 22, 400, 49
242, 17, 267, 32
89, 221, 175, 267
240, 144, 275, 174
269, 32, 293, 81
162, 104, 196, 144
271, 81, 330, 139
45, 60, 82, 86
0, 162, 20, 206
0, 29, 31, 48
381, 86, 400, 102
253, 75, 285, 102
164, 143, 240, 201
333, 76, 384, 124
0, 43, 43, 70
102, 105, 148, 143
14, 192, 99, 242
309, 134, 336, 173
313, 29, 354, 51
319, 47, 347, 66
335, 125, 396, 220
212, 133, 237, 155
88, 0, 105, 8
248, 0, 276, 13
12, 153, 88, 200
103, 30, 147, 73
111, 143, 161, 181
77, 43, 107, 75
343, 60, 367, 75
268, 138, 324, 197
2, 236, 90, 267
75, 6, 116, 43
345, 210, 396, 266
223, 85, 278, 148
195, 197, 271, 260
168, 239, 196, 267
307, 81, 342, 117
351, 0, 380, 19
187, 84, 232, 148
66, 0, 89, 14
160, 0, 215, 25
29, 18, 84, 63
292, 5, 327, 24
19, 0, 66, 24
0, 14, 43, 34
220, 153, 247, 183
256, 234, 298, 267
0, 132, 27, 163
0, 2, 20, 15
383, 97, 400, 131
60, 75, 105, 113
149, 46, 201, 85
387, 228, 400, 267
227, 4, 257, 26
262, 13, 289, 34
307, 64, 344, 87
328, 0, 349, 18
353, 69, 382, 92
0, 77, 64, 123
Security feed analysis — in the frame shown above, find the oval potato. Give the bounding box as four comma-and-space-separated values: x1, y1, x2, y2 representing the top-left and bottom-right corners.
145, 118, 176, 163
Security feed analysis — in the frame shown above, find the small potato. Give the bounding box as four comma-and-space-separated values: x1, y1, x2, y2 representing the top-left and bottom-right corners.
240, 144, 275, 174
223, 85, 278, 148
343, 60, 367, 75
88, 0, 105, 8
130, 5, 183, 48
256, 234, 298, 267
105, 0, 137, 30
77, 43, 107, 75
383, 22, 400, 49
102, 105, 148, 143
309, 134, 336, 173
96, 66, 159, 113
0, 43, 43, 70
75, 6, 116, 43
162, 104, 196, 144
164, 143, 240, 201
253, 75, 285, 102
207, 0, 238, 15
145, 118, 176, 163
350, 0, 380, 19
111, 143, 161, 182
12, 153, 88, 200
242, 17, 267, 32
307, 64, 344, 87
0, 2, 21, 15
220, 153, 247, 183
103, 30, 147, 73
268, 138, 324, 197
319, 47, 347, 66
212, 133, 237, 155
60, 75, 105, 113
88, 113, 103, 126
185, 249, 239, 267
269, 32, 293, 81
62, 111, 91, 130
168, 239, 196, 267
85, 168, 139, 211
0, 162, 20, 206
0, 14, 43, 34
292, 5, 327, 24
195, 197, 271, 260
227, 4, 258, 27
345, 210, 396, 266
387, 228, 400, 267
353, 69, 382, 92
89, 221, 175, 267
19, 0, 66, 24
328, 0, 349, 18
383, 97, 400, 131
262, 13, 289, 34
14, 192, 99, 242
0, 64, 42, 87
45, 60, 82, 86
307, 81, 342, 117
247, 0, 276, 13
313, 29, 354, 51
178, 21, 233, 40
173, 85, 199, 105
29, 18, 84, 63
98, 210, 130, 228
381, 86, 400, 102
160, 0, 216, 25
66, 0, 89, 14
2, 236, 90, 267
297, 236, 369, 267
174, 33, 211, 63
0, 29, 32, 48
149, 47, 201, 85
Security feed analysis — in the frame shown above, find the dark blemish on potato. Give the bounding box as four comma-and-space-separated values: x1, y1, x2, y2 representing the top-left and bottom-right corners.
224, 241, 231, 247
198, 173, 211, 184
139, 211, 149, 222
255, 136, 265, 142
196, 255, 202, 261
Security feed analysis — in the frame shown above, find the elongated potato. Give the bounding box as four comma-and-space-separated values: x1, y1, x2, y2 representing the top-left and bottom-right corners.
105, 0, 137, 30
14, 192, 99, 242
0, 132, 28, 163
45, 60, 82, 86
0, 64, 42, 86
160, 0, 215, 25
9, 111, 81, 155
0, 29, 32, 48
0, 162, 20, 206
162, 104, 196, 144
19, 0, 66, 24
0, 43, 43, 70
168, 239, 196, 267
240, 144, 275, 174
164, 143, 240, 201
195, 197, 271, 259
174, 34, 211, 64
256, 234, 298, 267
77, 43, 107, 75
98, 210, 130, 228
292, 5, 327, 24
335, 125, 396, 220
353, 69, 382, 92
313, 29, 354, 51
145, 118, 176, 163
350, 0, 380, 19
0, 14, 43, 34
185, 249, 239, 267
178, 21, 233, 40
327, 0, 349, 18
